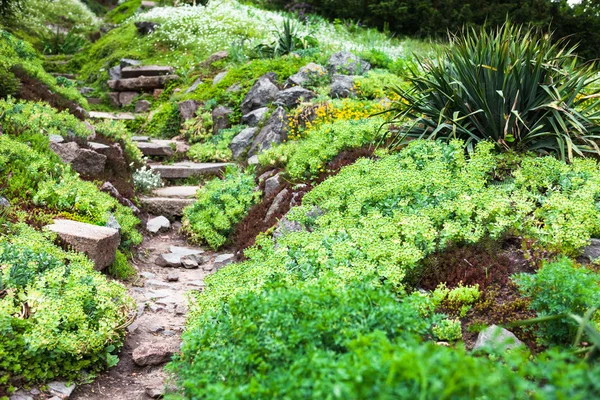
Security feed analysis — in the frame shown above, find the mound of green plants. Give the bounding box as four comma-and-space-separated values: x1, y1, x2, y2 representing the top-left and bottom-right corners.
182, 166, 260, 249
0, 30, 87, 106
105, 0, 141, 24
0, 224, 133, 384
383, 23, 600, 161
171, 140, 600, 398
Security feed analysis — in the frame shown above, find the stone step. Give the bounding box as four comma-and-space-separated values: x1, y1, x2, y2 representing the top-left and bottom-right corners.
139, 196, 195, 217
121, 65, 175, 79
51, 72, 76, 79
151, 186, 200, 198
45, 219, 119, 270
136, 140, 189, 157
150, 162, 230, 179
88, 111, 138, 120
107, 75, 179, 92
141, 0, 156, 8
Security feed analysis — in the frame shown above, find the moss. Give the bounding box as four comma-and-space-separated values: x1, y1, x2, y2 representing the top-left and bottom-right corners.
108, 250, 137, 280
105, 0, 142, 24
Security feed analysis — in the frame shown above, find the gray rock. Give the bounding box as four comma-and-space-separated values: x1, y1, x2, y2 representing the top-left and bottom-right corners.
49, 134, 64, 143
48, 381, 76, 398
135, 21, 159, 35
185, 77, 203, 94
109, 65, 121, 81
285, 62, 328, 88
213, 253, 234, 270
127, 321, 139, 334
328, 51, 370, 75
106, 213, 121, 231
147, 216, 171, 233
88, 142, 110, 152
212, 105, 233, 135
226, 82, 242, 93
145, 386, 164, 399
146, 279, 173, 289
140, 271, 155, 279
46, 219, 120, 270
265, 188, 289, 221
248, 155, 259, 165
258, 169, 278, 183
0, 196, 9, 207
50, 141, 107, 176
107, 75, 179, 92
10, 393, 33, 400
132, 136, 149, 142
275, 87, 317, 108
170, 246, 204, 256
132, 343, 177, 366
230, 127, 258, 160
181, 253, 210, 269
473, 325, 523, 351
148, 324, 165, 334
242, 107, 269, 127
248, 107, 288, 156
135, 100, 151, 113
330, 74, 357, 98
264, 173, 283, 198
581, 238, 600, 260
241, 74, 280, 114
178, 100, 200, 121
118, 91, 137, 106
120, 58, 141, 69
167, 272, 179, 282
273, 215, 304, 241
156, 253, 181, 268
79, 86, 94, 95
175, 304, 187, 315
100, 181, 140, 214
213, 71, 228, 85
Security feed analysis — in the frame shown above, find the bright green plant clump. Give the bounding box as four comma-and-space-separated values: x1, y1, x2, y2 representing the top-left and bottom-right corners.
255, 18, 318, 57
0, 225, 133, 384
140, 101, 181, 138
108, 250, 137, 280
182, 166, 260, 249
382, 23, 600, 161
514, 257, 600, 345
105, 0, 141, 24
187, 126, 240, 162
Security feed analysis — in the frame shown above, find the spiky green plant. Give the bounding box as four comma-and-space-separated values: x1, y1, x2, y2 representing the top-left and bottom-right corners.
380, 23, 600, 161
255, 18, 317, 58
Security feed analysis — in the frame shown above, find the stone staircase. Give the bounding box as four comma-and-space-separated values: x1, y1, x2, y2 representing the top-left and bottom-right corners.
108, 65, 179, 108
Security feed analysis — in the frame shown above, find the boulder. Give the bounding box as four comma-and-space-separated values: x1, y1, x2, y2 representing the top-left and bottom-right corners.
241, 107, 269, 127
213, 71, 228, 85
119, 91, 138, 106
136, 141, 174, 157
211, 105, 233, 134
264, 173, 283, 198
240, 74, 280, 114
46, 219, 120, 270
150, 162, 230, 180
50, 141, 107, 176
105, 213, 121, 231
213, 253, 235, 270
230, 127, 257, 160
327, 51, 370, 75
178, 100, 200, 121
275, 86, 317, 108
135, 100, 151, 113
248, 107, 288, 156
330, 74, 357, 98
49, 134, 64, 143
285, 62, 328, 88
265, 188, 289, 221
156, 246, 208, 268
48, 381, 76, 399
109, 65, 121, 81
132, 343, 177, 366
581, 238, 600, 261
108, 92, 120, 107
248, 155, 259, 165
135, 21, 159, 35
473, 325, 524, 351
147, 216, 171, 233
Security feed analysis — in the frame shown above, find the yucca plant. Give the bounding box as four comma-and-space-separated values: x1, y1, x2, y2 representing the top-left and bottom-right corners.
380, 23, 600, 161
255, 18, 317, 58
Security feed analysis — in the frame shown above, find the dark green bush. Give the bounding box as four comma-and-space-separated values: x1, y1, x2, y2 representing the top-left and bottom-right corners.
0, 68, 19, 98
382, 23, 600, 161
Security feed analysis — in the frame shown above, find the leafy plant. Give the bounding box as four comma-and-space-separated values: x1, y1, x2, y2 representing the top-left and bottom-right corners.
255, 18, 317, 57
42, 28, 87, 55
108, 250, 136, 280
381, 23, 600, 161
0, 68, 19, 98
133, 165, 162, 193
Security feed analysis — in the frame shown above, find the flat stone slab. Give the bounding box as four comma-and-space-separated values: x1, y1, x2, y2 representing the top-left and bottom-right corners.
140, 197, 195, 217
150, 162, 231, 179
132, 136, 149, 142
46, 219, 119, 270
88, 111, 137, 120
152, 186, 199, 198
121, 65, 175, 79
107, 75, 179, 92
136, 141, 174, 157
132, 342, 177, 366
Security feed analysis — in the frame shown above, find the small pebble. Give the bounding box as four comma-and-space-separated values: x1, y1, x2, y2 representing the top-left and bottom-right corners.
167, 272, 180, 282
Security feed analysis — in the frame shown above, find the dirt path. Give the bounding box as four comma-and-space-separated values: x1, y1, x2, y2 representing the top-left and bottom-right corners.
72, 223, 220, 400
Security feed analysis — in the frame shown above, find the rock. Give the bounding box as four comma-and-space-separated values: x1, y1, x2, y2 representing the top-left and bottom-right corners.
118, 91, 137, 106
100, 181, 140, 214
211, 105, 233, 134
230, 127, 257, 160
473, 325, 523, 351
146, 279, 173, 289
132, 136, 149, 142
0, 196, 10, 207
106, 213, 121, 231
150, 162, 230, 180
141, 0, 156, 8
50, 141, 107, 176
330, 74, 357, 98
135, 21, 159, 35
167, 272, 180, 282
275, 86, 317, 108
248, 107, 288, 156
48, 381, 76, 398
132, 343, 177, 366
49, 134, 64, 143
120, 58, 141, 69
121, 65, 175, 79
147, 216, 171, 233
148, 303, 164, 313
145, 386, 164, 399
136, 141, 174, 156
46, 219, 120, 270
248, 155, 259, 165
88, 111, 136, 121
184, 77, 203, 94
264, 173, 283, 198
148, 324, 165, 334
127, 321, 139, 334
213, 253, 235, 270
140, 197, 194, 218
135, 100, 151, 113
170, 246, 204, 256
265, 188, 289, 221
87, 142, 110, 153
285, 62, 328, 88
152, 186, 199, 198
109, 65, 121, 81
107, 75, 179, 92
581, 238, 600, 261
79, 86, 94, 95
273, 215, 304, 241
140, 271, 155, 279
155, 253, 181, 268
328, 51, 370, 75
9, 392, 33, 400
198, 50, 229, 68
241, 107, 269, 127
175, 304, 187, 315
226, 82, 242, 93
178, 100, 200, 121
241, 74, 280, 114
213, 71, 228, 85
108, 92, 120, 107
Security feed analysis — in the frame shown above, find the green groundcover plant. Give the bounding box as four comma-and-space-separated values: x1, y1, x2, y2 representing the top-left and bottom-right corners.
382, 23, 600, 161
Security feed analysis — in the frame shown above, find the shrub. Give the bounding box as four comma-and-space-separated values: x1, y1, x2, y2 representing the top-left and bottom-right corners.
254, 18, 318, 57
140, 101, 181, 139
41, 29, 87, 55
108, 250, 137, 280
382, 23, 600, 161
514, 257, 600, 345
182, 166, 260, 249
0, 224, 133, 384
187, 126, 240, 163
133, 165, 163, 193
